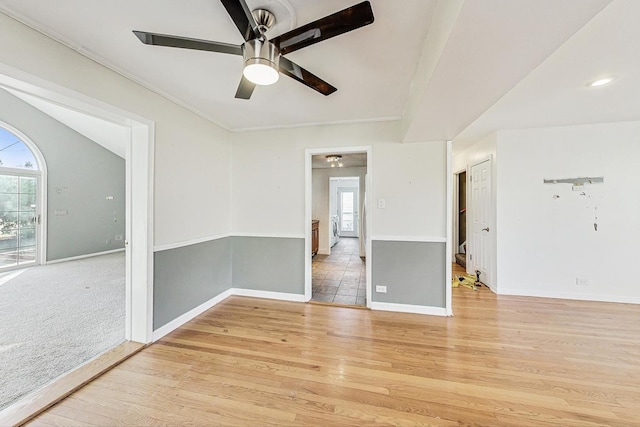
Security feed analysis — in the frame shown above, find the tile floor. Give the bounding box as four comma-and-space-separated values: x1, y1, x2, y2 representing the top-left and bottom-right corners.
311, 237, 366, 306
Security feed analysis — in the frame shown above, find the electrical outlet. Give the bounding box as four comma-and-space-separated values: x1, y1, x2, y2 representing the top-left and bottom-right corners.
115, 234, 123, 241
576, 277, 589, 286
375, 285, 387, 293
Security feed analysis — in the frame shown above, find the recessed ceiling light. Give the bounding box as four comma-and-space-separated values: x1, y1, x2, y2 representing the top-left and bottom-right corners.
587, 76, 617, 88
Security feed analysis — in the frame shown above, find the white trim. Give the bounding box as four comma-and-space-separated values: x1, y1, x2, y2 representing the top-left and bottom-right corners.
365, 163, 372, 308
154, 233, 231, 252
231, 289, 306, 302
370, 235, 447, 243
445, 140, 453, 316
306, 146, 373, 156
45, 248, 125, 265
230, 232, 305, 239
152, 289, 234, 341
304, 150, 313, 302
499, 288, 640, 305
470, 154, 493, 168
370, 302, 449, 316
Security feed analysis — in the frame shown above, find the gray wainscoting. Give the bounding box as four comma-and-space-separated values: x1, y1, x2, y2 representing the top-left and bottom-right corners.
371, 240, 446, 307
232, 236, 305, 294
153, 238, 232, 330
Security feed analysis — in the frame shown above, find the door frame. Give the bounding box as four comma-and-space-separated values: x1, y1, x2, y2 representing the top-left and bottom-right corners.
305, 146, 372, 308
452, 168, 466, 262
0, 63, 155, 344
467, 155, 494, 291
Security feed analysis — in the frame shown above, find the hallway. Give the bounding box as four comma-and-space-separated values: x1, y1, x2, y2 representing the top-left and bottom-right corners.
311, 238, 366, 306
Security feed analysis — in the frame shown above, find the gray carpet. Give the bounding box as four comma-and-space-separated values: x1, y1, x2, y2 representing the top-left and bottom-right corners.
0, 252, 125, 410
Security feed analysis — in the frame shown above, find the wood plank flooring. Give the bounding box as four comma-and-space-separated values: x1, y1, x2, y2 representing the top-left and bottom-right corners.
1, 342, 145, 427
28, 282, 640, 426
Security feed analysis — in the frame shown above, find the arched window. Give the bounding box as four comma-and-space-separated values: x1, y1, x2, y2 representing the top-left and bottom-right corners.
0, 124, 45, 269
0, 127, 39, 170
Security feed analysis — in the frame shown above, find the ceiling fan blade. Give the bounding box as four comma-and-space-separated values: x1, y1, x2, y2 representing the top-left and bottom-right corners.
271, 1, 374, 55
279, 57, 337, 96
235, 75, 256, 99
219, 0, 259, 41
133, 31, 242, 55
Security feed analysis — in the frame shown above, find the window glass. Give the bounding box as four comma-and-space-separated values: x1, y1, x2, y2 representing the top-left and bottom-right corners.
0, 127, 38, 170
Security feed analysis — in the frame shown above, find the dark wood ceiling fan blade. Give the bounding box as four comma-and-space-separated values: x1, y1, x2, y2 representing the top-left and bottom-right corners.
219, 0, 259, 41
271, 1, 374, 55
279, 57, 337, 96
133, 31, 242, 55
235, 75, 256, 99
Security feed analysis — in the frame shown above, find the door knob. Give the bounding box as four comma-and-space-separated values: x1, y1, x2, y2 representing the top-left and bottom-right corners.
482, 227, 490, 232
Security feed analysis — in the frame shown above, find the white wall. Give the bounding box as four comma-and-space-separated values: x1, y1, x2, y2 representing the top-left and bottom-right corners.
497, 122, 640, 303
0, 13, 233, 247
452, 132, 497, 288
312, 168, 365, 254
232, 121, 447, 240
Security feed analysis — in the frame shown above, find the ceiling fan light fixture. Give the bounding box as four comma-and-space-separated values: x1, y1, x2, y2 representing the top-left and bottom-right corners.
243, 39, 280, 85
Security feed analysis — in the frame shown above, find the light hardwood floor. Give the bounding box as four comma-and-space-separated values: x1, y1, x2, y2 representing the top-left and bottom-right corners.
28, 278, 640, 426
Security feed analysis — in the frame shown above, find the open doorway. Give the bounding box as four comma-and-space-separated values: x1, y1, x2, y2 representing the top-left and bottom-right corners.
306, 150, 370, 307
0, 96, 128, 411
454, 170, 467, 269
0, 66, 153, 417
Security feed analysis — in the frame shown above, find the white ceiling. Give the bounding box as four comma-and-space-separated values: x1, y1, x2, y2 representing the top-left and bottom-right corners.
0, 0, 636, 149
455, 0, 640, 152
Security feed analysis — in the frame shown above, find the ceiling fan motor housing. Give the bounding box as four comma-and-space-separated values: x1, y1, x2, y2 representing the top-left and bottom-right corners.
243, 39, 280, 71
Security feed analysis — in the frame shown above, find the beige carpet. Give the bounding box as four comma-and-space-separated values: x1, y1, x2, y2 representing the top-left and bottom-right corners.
0, 252, 125, 410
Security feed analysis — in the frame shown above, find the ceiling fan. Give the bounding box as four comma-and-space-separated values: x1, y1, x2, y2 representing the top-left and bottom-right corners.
133, 1, 374, 100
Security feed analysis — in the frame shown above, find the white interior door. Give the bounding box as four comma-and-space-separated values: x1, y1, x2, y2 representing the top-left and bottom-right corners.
470, 160, 491, 284
337, 187, 358, 238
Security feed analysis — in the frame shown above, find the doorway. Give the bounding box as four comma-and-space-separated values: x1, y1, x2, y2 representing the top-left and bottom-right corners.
337, 185, 358, 238
305, 148, 371, 308
0, 69, 154, 343
454, 170, 466, 269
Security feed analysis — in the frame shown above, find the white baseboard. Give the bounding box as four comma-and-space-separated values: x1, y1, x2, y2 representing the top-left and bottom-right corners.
46, 248, 125, 265
152, 289, 233, 341
230, 288, 306, 302
151, 288, 305, 341
499, 288, 640, 305
370, 301, 449, 316
317, 248, 330, 255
